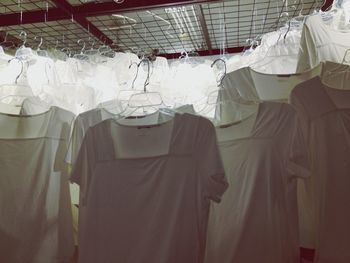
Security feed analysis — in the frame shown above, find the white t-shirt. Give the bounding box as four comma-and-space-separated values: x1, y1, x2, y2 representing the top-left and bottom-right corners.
296, 13, 350, 73
0, 107, 75, 263
66, 106, 172, 204
221, 61, 349, 103
221, 63, 323, 102
71, 113, 227, 263
205, 102, 310, 263
291, 76, 350, 263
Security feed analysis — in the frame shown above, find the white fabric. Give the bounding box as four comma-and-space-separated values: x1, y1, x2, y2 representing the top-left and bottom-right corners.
321, 61, 350, 89
250, 29, 302, 74
26, 56, 59, 97
0, 58, 23, 86
55, 59, 78, 85
0, 101, 21, 114
105, 52, 140, 89
226, 28, 302, 75
71, 113, 227, 263
221, 61, 349, 103
290, 76, 350, 263
296, 13, 350, 73
205, 102, 310, 263
0, 107, 75, 263
221, 63, 322, 102
164, 61, 217, 106
66, 105, 172, 205
20, 97, 51, 115
66, 106, 168, 166
81, 63, 119, 104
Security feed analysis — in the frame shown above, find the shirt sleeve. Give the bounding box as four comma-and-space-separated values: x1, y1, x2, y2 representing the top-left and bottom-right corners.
70, 129, 96, 205
196, 117, 228, 203
286, 115, 311, 179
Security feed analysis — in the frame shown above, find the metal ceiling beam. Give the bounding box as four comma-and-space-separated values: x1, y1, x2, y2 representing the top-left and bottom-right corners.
73, 0, 222, 17
159, 46, 246, 59
0, 9, 69, 27
194, 4, 212, 54
51, 0, 114, 45
321, 0, 334, 11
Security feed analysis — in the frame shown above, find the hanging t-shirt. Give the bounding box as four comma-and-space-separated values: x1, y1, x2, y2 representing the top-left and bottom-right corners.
290, 76, 350, 263
221, 63, 323, 102
296, 13, 350, 73
221, 61, 350, 104
66, 106, 170, 166
70, 113, 227, 263
0, 107, 75, 263
67, 105, 171, 203
205, 102, 310, 263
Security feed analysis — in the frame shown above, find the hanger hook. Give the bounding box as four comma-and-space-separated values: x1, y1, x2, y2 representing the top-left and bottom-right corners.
19, 31, 27, 47
8, 58, 24, 84
45, 62, 51, 84
89, 38, 95, 50
54, 39, 59, 50
211, 58, 227, 86
34, 36, 43, 50
77, 39, 86, 54
179, 50, 188, 59
129, 62, 139, 90
138, 58, 150, 92
299, 0, 305, 16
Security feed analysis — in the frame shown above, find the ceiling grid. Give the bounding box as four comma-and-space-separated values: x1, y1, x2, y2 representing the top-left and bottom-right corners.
0, 0, 334, 56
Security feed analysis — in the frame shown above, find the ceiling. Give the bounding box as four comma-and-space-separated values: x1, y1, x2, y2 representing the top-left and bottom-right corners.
0, 0, 333, 57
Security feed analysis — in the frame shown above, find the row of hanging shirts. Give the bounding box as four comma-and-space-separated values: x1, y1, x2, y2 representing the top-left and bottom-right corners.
1, 1, 350, 263
0, 1, 348, 118
0, 33, 223, 117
